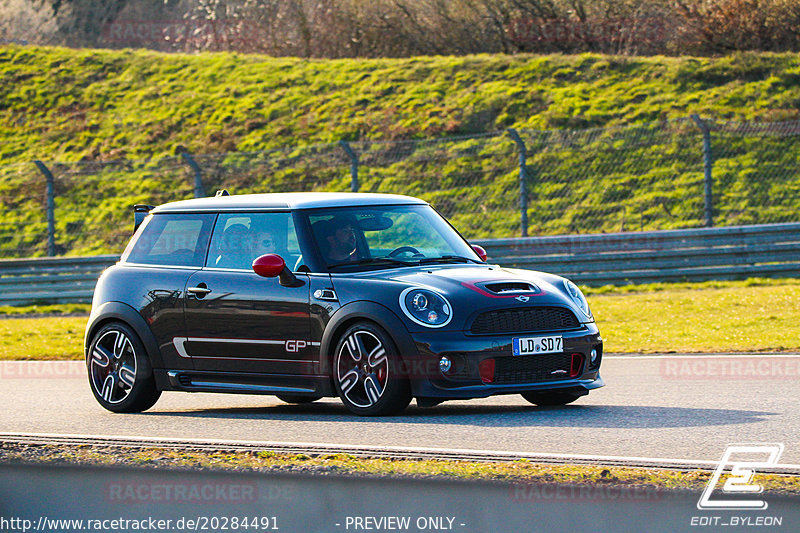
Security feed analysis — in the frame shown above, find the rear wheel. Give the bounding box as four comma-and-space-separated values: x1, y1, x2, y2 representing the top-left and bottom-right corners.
333, 322, 411, 416
276, 394, 322, 404
87, 322, 161, 413
521, 391, 583, 406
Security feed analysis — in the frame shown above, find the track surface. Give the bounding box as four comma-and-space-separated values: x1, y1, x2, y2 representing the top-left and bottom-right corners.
1, 355, 799, 468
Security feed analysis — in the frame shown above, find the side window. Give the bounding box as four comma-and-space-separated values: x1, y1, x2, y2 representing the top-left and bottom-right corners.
122, 214, 215, 267
206, 212, 300, 270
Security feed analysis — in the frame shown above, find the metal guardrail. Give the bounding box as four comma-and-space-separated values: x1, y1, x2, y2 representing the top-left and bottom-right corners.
2, 223, 799, 306
0, 255, 118, 306
481, 222, 800, 285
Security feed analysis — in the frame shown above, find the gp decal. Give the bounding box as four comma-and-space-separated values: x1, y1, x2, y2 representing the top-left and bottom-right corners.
285, 340, 307, 353
172, 337, 319, 357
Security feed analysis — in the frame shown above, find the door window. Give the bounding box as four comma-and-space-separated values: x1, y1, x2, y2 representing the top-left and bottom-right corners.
206, 212, 300, 270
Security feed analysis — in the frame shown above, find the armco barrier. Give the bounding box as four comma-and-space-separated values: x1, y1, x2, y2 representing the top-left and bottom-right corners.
480, 222, 800, 285
0, 255, 118, 306
2, 223, 799, 305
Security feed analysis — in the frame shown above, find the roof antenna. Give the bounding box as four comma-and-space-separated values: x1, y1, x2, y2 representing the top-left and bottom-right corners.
215, 189, 230, 197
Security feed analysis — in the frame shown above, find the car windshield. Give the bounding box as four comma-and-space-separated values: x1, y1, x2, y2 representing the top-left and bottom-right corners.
305, 204, 481, 271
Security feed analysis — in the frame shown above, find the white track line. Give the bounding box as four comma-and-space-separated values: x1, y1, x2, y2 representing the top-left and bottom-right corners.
2, 432, 800, 472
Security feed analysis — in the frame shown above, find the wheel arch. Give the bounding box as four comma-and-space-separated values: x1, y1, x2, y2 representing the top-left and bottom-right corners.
319, 301, 419, 378
85, 301, 164, 369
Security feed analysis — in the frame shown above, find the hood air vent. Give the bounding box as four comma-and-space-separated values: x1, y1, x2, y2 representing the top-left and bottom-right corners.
483, 282, 538, 294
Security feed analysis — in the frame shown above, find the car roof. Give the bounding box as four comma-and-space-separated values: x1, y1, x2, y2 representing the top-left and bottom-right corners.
151, 192, 428, 213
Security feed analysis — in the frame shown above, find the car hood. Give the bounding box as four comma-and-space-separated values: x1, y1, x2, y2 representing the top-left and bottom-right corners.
330, 263, 590, 327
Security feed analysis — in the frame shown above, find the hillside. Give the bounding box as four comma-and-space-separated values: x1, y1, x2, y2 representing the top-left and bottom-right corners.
3, 46, 800, 162
2, 46, 800, 256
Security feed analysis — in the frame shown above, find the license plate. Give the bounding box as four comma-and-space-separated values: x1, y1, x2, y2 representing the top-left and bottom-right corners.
512, 336, 563, 356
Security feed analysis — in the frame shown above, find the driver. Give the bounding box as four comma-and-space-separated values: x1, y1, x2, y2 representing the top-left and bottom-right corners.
323, 215, 358, 263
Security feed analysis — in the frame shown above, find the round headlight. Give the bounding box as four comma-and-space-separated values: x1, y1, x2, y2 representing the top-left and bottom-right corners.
400, 288, 453, 328
564, 280, 592, 319
411, 293, 428, 311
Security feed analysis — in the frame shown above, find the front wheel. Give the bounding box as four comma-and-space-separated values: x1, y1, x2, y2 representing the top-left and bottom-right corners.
87, 322, 161, 413
521, 391, 583, 406
333, 322, 411, 416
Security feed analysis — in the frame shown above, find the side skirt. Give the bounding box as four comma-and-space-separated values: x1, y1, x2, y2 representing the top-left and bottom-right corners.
153, 370, 335, 397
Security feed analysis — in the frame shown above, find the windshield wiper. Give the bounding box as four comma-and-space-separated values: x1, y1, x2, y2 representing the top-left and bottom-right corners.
328, 257, 415, 270
417, 255, 483, 265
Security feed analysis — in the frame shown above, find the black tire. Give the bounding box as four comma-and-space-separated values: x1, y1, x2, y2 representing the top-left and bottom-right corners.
521, 391, 583, 406
276, 394, 322, 404
87, 322, 161, 413
332, 321, 412, 416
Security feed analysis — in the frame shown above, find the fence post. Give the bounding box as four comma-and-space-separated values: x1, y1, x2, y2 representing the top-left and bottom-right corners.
181, 153, 206, 198
338, 140, 359, 192
33, 160, 56, 257
690, 114, 714, 227
506, 129, 529, 237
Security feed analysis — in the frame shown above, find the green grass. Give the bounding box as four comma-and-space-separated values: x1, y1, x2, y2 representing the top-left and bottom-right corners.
582, 277, 799, 296
0, 316, 86, 360
1, 279, 798, 360
592, 281, 800, 353
3, 46, 800, 255
0, 304, 90, 316
4, 47, 800, 163
2, 443, 799, 496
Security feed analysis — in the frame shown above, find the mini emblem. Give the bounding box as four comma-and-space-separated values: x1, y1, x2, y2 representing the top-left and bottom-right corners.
550, 369, 567, 375
516, 295, 530, 302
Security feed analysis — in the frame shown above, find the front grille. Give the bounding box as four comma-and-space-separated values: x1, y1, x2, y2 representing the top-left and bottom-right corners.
494, 353, 574, 384
470, 307, 580, 335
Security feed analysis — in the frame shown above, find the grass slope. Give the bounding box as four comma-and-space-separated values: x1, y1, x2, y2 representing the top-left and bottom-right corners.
3, 46, 800, 254
3, 46, 800, 162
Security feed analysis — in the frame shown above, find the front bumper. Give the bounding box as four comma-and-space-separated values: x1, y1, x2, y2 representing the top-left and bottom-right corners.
400, 323, 604, 399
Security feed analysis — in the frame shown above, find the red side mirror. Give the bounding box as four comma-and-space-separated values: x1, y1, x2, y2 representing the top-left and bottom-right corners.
471, 244, 488, 262
252, 254, 286, 277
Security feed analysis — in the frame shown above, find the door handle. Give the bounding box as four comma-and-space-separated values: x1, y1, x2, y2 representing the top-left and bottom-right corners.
187, 284, 212, 297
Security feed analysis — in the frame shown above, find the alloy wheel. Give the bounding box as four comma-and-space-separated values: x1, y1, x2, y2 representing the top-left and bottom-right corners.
89, 329, 138, 405
336, 330, 390, 409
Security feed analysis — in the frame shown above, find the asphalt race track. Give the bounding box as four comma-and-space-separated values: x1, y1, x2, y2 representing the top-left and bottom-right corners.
1, 354, 799, 467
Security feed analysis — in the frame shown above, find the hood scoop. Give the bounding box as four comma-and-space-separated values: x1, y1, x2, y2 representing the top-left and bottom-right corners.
481, 281, 538, 294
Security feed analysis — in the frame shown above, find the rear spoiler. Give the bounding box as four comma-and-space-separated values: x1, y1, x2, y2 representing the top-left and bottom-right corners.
134, 204, 155, 232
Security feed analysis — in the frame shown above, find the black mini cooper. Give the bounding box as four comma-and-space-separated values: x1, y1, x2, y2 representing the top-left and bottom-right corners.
85, 192, 603, 416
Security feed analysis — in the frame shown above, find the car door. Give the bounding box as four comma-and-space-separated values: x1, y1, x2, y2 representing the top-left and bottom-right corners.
181, 211, 314, 375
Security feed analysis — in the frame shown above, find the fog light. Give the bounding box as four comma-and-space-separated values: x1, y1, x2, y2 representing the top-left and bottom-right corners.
439, 356, 452, 374
590, 349, 598, 364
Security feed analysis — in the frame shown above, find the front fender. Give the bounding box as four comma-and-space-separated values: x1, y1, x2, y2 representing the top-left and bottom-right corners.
319, 301, 427, 395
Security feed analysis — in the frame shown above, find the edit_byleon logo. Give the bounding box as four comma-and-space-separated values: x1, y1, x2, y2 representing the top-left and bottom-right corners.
697, 443, 784, 510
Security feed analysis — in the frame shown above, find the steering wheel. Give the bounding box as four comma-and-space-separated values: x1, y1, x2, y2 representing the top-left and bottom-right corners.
388, 246, 422, 257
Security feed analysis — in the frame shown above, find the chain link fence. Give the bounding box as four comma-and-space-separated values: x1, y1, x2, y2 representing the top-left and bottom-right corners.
2, 116, 800, 259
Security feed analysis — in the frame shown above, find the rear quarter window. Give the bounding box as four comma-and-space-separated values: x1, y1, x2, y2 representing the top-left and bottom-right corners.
121, 213, 215, 267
